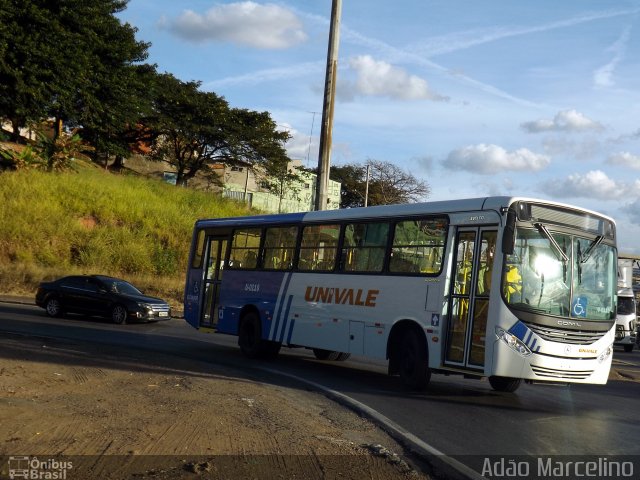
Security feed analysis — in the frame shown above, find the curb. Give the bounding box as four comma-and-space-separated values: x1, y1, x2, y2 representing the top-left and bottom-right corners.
259, 366, 483, 480
0, 295, 34, 306
0, 296, 184, 319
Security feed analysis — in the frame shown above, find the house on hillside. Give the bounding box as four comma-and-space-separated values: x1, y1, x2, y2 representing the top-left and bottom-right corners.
221, 159, 341, 213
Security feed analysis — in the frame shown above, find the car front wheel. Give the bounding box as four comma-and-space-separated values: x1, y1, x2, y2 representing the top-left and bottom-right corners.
112, 305, 128, 325
45, 297, 62, 317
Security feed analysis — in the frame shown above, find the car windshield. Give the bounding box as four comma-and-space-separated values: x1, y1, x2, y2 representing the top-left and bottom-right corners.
503, 227, 616, 321
101, 279, 142, 296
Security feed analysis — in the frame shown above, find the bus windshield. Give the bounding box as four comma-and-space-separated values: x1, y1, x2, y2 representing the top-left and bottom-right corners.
503, 227, 616, 321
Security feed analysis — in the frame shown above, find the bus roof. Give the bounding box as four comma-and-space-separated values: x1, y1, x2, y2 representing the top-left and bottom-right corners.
194, 196, 616, 229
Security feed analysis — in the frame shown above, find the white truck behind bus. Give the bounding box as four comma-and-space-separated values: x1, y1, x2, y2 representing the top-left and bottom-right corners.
615, 258, 637, 352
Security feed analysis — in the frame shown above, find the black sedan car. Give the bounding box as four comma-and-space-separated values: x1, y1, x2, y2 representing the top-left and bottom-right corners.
35, 275, 171, 324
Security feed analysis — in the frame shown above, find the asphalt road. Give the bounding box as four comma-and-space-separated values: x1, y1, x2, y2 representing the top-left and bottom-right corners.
2, 301, 640, 478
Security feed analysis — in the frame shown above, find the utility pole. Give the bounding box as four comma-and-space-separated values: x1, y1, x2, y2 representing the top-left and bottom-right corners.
364, 163, 370, 207
314, 0, 342, 211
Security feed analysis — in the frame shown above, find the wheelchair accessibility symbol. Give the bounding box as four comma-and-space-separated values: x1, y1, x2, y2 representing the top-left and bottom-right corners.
571, 296, 587, 318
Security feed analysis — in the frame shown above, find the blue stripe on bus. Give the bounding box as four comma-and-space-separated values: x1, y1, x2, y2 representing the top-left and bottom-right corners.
530, 338, 538, 351
508, 321, 528, 341
271, 273, 293, 341
524, 330, 533, 345
279, 295, 294, 344
286, 317, 296, 345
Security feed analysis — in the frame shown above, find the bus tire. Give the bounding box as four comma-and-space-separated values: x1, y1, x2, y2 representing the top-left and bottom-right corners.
313, 349, 340, 361
335, 352, 351, 361
489, 376, 521, 393
263, 340, 281, 359
239, 312, 276, 359
623, 344, 634, 352
399, 330, 430, 390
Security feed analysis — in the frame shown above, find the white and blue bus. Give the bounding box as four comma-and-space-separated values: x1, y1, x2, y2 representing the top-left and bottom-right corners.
183, 196, 617, 392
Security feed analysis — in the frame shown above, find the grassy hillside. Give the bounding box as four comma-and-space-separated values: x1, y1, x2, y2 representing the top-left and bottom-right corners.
0, 163, 253, 306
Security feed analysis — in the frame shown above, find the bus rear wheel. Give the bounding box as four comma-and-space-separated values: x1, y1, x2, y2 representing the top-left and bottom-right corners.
239, 312, 280, 359
398, 331, 430, 390
488, 376, 521, 393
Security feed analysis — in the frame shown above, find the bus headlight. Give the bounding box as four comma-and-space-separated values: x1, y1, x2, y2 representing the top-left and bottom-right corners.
495, 327, 532, 357
598, 344, 613, 364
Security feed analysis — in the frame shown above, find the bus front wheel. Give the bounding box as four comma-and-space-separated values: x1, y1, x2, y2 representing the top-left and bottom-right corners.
398, 331, 431, 390
239, 312, 280, 359
488, 376, 521, 393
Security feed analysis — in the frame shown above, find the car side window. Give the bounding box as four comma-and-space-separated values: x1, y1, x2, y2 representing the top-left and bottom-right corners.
85, 279, 101, 293
61, 277, 83, 289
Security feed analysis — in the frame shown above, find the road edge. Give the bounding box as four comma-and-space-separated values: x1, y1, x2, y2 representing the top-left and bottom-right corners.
259, 366, 484, 480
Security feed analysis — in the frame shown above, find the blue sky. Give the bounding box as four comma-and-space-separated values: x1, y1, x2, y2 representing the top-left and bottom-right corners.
119, 0, 640, 252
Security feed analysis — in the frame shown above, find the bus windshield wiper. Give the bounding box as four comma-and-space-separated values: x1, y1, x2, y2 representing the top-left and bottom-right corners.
534, 223, 569, 264
580, 235, 604, 263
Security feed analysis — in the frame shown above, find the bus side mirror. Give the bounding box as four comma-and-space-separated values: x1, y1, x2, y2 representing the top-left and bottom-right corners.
502, 208, 516, 255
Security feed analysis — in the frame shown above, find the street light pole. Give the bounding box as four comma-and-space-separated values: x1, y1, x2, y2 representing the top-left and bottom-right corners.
315, 0, 342, 211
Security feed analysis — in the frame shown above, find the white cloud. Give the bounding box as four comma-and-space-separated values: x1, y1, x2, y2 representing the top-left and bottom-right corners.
166, 2, 307, 49
521, 110, 603, 133
623, 199, 640, 225
416, 155, 434, 173
541, 137, 601, 160
342, 55, 447, 101
444, 144, 550, 174
541, 170, 638, 200
607, 151, 640, 169
608, 128, 640, 144
593, 26, 631, 88
280, 124, 316, 163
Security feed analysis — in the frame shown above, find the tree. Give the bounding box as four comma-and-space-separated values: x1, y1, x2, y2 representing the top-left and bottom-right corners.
0, 0, 152, 162
146, 73, 291, 186
328, 160, 430, 207
327, 164, 367, 208
0, 1, 55, 141
47, 0, 152, 162
366, 159, 431, 205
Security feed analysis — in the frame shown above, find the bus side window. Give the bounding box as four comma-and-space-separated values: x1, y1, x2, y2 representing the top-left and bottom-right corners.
192, 230, 206, 268
298, 224, 339, 271
264, 226, 297, 270
341, 222, 388, 272
229, 228, 262, 270
390, 218, 447, 274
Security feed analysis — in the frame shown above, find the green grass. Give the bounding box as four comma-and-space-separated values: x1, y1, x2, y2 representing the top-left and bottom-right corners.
0, 163, 254, 307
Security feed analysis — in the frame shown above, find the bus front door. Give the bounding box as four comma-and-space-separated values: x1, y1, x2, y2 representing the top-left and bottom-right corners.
444, 228, 497, 370
201, 237, 228, 328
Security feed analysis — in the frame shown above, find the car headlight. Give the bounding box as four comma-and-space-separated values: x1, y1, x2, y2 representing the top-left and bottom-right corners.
495, 326, 532, 357
137, 302, 152, 310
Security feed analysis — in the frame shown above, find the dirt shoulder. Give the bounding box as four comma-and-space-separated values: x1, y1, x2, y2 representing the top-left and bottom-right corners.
0, 333, 428, 480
